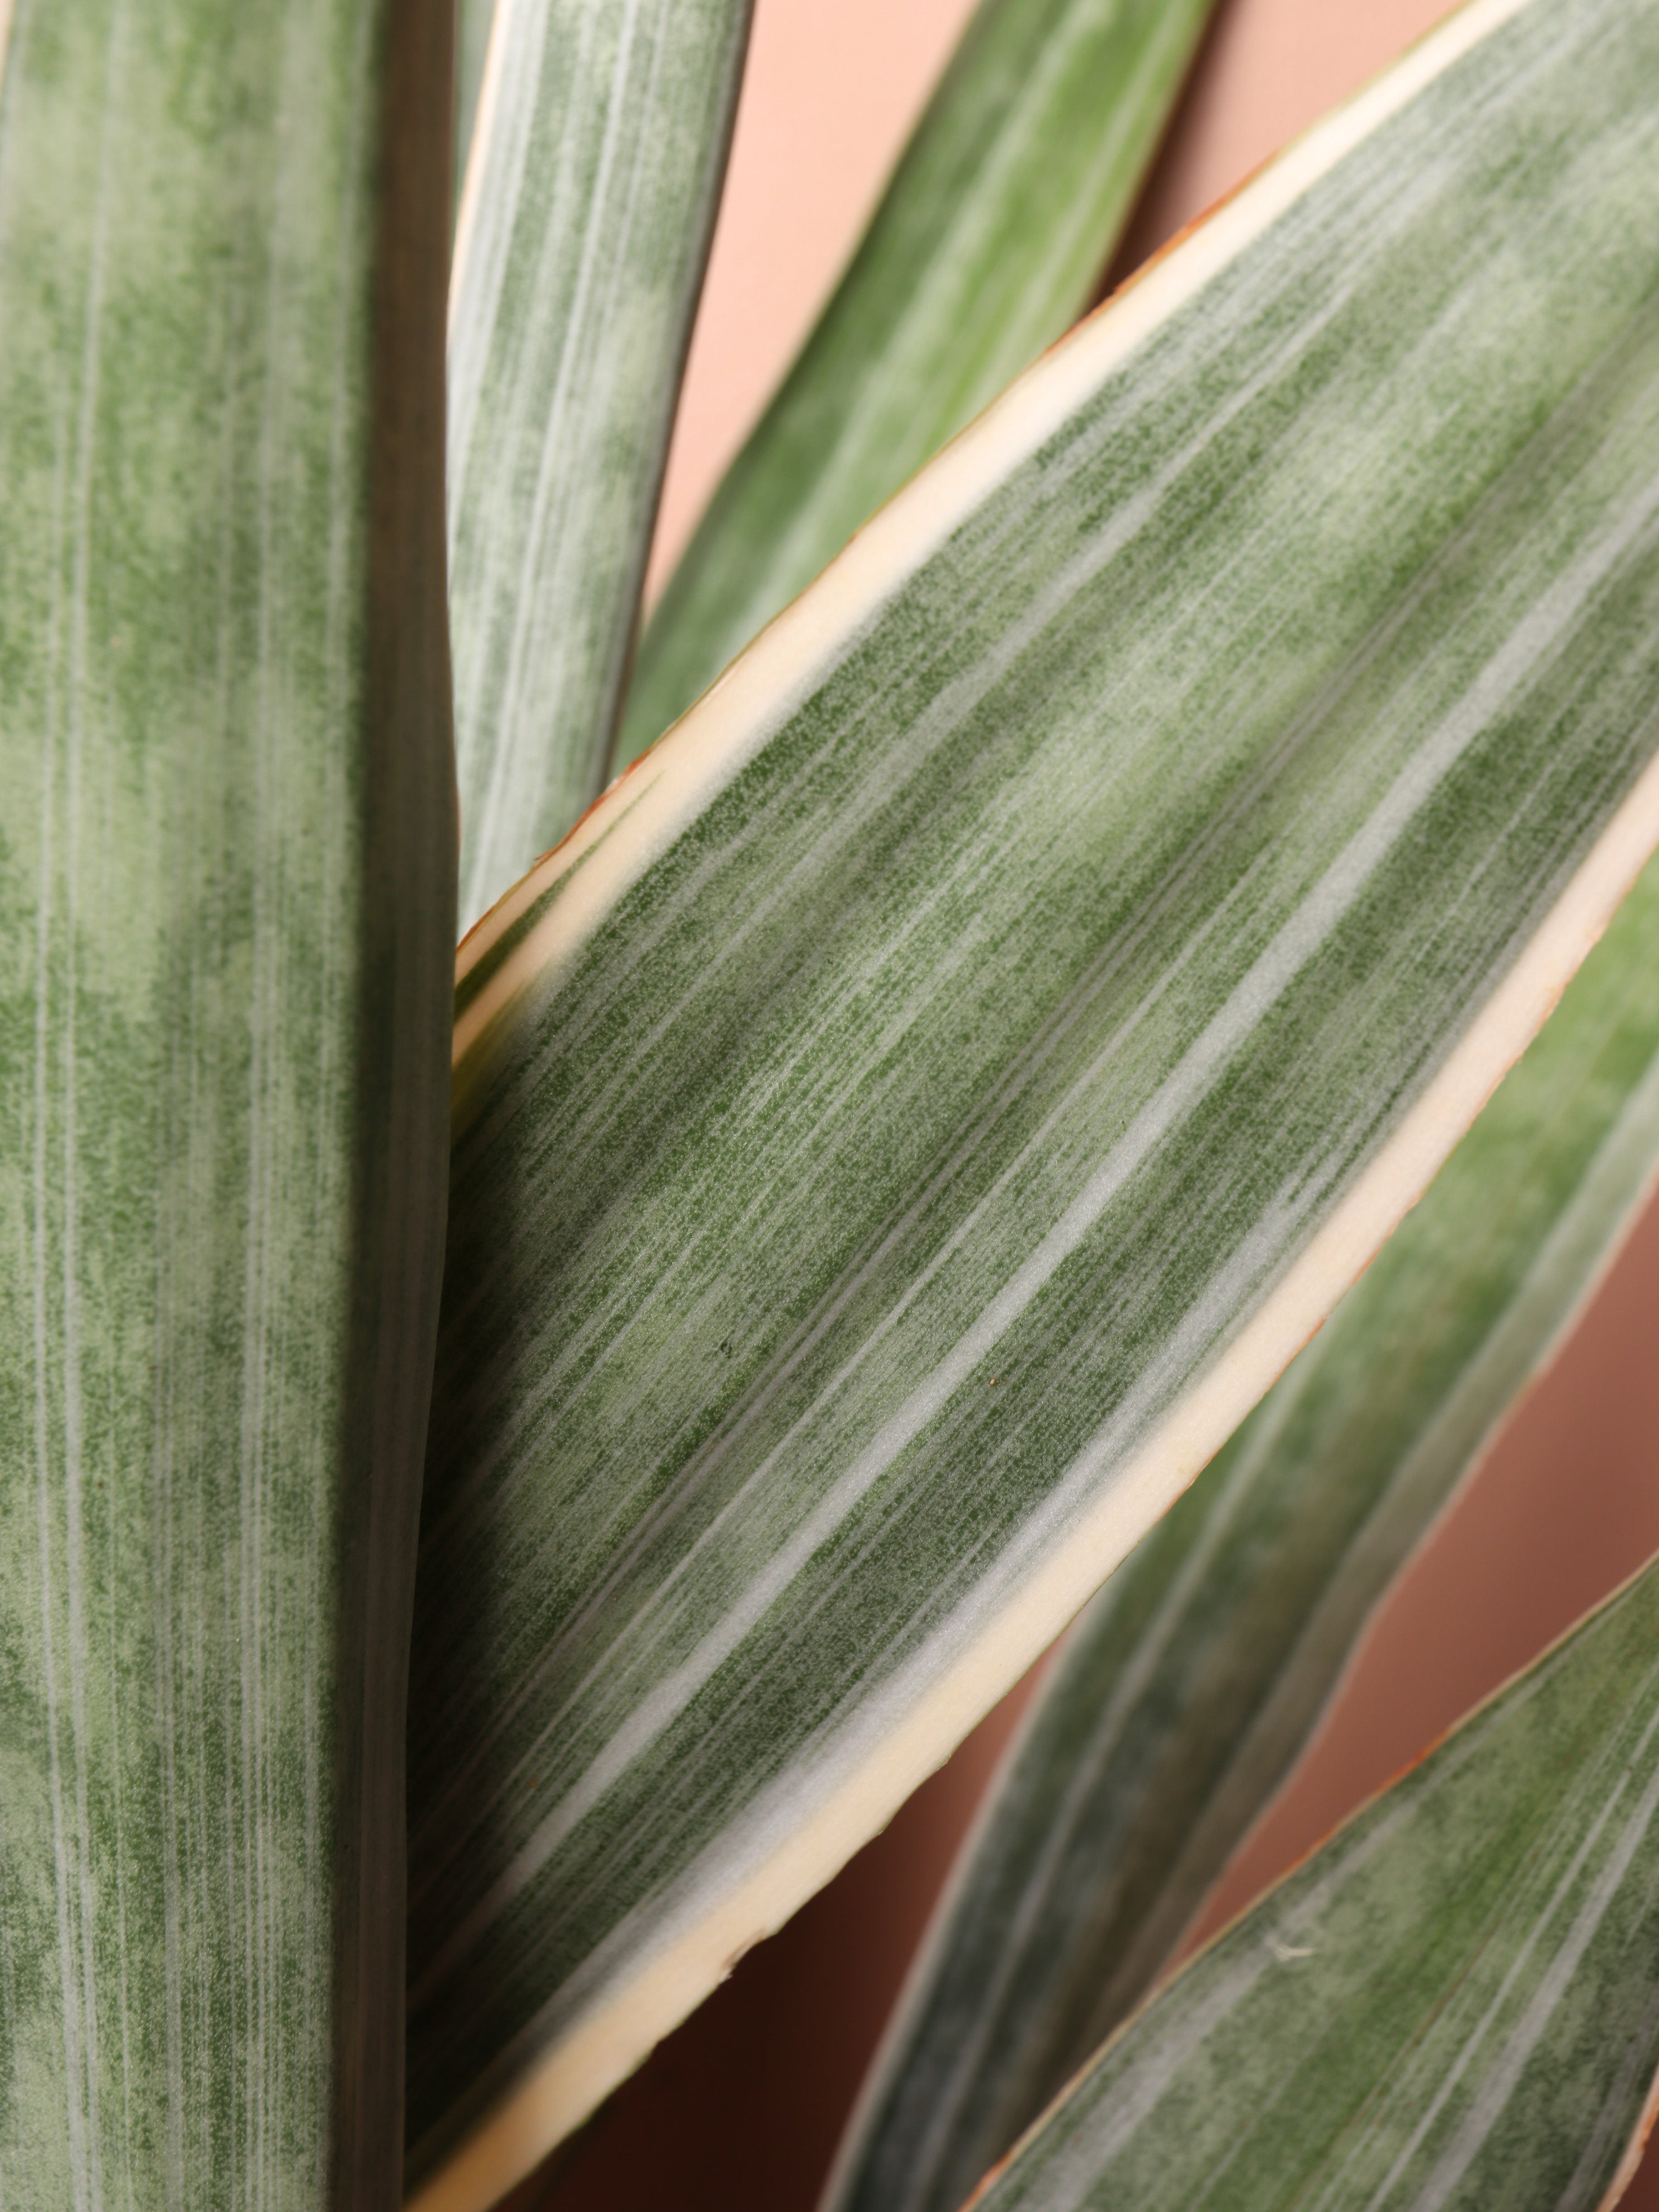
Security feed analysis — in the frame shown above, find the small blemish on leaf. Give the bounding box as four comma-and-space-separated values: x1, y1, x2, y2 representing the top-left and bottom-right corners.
1269, 1935, 1315, 1962
720, 1932, 765, 1980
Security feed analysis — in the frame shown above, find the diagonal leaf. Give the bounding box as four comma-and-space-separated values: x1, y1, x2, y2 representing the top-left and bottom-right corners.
448, 0, 751, 931
968, 1551, 1659, 2212
404, 0, 1659, 2202
0, 0, 455, 2205
612, 0, 1220, 774
826, 834, 1659, 2212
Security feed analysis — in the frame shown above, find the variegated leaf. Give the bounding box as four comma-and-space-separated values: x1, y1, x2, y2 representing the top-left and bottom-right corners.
827, 830, 1659, 2212
0, 0, 455, 2204
404, 0, 1659, 2201
613, 0, 1219, 773
448, 0, 751, 929
970, 1554, 1659, 2212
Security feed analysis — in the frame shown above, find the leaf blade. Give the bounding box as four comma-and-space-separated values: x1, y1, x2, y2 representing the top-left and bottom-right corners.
454, 0, 494, 217
0, 0, 455, 2203
447, 0, 752, 930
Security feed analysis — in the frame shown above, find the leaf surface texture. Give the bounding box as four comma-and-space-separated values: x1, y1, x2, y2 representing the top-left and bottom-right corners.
0, 0, 455, 2203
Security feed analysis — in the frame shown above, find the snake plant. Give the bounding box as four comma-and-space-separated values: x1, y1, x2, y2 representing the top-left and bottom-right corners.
7, 0, 1659, 2208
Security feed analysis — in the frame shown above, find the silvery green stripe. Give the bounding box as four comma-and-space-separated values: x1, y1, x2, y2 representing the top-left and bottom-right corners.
613, 0, 1219, 773
827, 844, 1659, 2212
971, 1557, 1659, 2212
453, 0, 494, 220
0, 1, 455, 2205
447, 0, 750, 929
406, 0, 1659, 2177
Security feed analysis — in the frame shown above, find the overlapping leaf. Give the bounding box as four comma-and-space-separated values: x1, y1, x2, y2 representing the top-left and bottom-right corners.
0, 0, 455, 2203
454, 0, 494, 217
970, 1553, 1659, 2212
404, 0, 1659, 2202
447, 0, 751, 929
828, 836, 1659, 2212
614, 0, 1219, 772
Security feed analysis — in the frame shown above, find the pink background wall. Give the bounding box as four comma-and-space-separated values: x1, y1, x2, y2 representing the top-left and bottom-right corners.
514, 4, 1659, 2205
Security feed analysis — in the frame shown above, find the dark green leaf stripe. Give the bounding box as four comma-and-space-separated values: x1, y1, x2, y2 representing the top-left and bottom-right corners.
827, 839, 1659, 2212
406, 0, 1659, 2200
0, 1, 455, 2205
613, 0, 1219, 773
447, 0, 751, 930
972, 1554, 1659, 2212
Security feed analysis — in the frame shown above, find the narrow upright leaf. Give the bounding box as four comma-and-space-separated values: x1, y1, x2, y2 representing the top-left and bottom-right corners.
613, 0, 1219, 772
453, 0, 494, 217
405, 1, 1659, 2203
971, 1554, 1659, 2212
448, 0, 751, 930
827, 838, 1659, 2212
0, 1, 455, 2203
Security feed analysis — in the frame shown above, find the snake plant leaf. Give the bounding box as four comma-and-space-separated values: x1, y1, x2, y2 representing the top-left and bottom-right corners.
970, 1552, 1659, 2212
826, 839, 1659, 2212
613, 0, 1220, 774
405, 0, 1659, 2201
447, 0, 751, 930
453, 0, 494, 219
0, 1, 455, 2205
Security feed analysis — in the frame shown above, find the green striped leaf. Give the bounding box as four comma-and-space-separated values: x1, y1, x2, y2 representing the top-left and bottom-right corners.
448, 0, 751, 930
613, 0, 1219, 773
970, 1553, 1659, 2212
405, 0, 1659, 2201
826, 832, 1659, 2212
0, 2, 455, 2204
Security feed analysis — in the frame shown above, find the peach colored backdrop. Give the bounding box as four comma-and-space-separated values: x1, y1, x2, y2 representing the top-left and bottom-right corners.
519, 4, 1659, 2206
